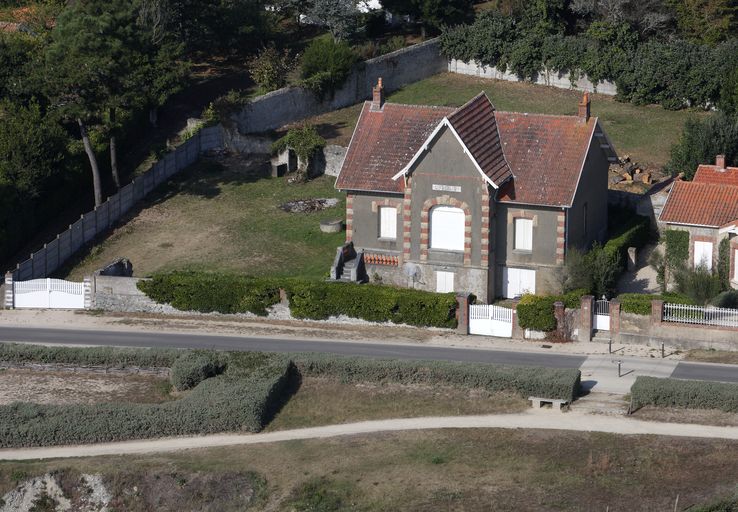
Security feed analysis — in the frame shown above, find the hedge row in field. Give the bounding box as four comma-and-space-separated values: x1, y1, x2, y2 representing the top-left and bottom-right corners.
138, 271, 459, 329
291, 353, 581, 402
630, 376, 738, 413
0, 343, 181, 368
0, 356, 293, 448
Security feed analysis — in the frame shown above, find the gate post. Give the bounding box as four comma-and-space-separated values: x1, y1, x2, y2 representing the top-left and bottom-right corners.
553, 301, 566, 338
83, 276, 93, 309
610, 299, 621, 336
4, 272, 13, 309
456, 292, 471, 334
580, 295, 594, 342
511, 299, 523, 339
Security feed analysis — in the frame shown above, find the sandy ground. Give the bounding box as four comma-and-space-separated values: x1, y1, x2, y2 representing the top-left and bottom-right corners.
0, 369, 169, 405
3, 408, 738, 461
0, 309, 679, 360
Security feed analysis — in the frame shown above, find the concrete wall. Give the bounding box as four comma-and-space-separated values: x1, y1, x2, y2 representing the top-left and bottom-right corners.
92, 276, 176, 313
8, 126, 224, 281
350, 192, 404, 253
448, 59, 618, 96
232, 38, 448, 135
616, 312, 738, 351
567, 128, 610, 250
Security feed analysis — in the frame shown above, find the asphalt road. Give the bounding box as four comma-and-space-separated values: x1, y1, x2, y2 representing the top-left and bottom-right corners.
0, 326, 586, 369
671, 362, 738, 383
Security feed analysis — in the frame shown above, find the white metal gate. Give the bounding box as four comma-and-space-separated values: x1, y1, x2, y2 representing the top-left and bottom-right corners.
594, 299, 610, 331
469, 304, 513, 337
13, 278, 85, 309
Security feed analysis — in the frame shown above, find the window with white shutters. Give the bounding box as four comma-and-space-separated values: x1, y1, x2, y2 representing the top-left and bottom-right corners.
436, 271, 455, 293
430, 206, 465, 251
514, 218, 533, 251
693, 241, 713, 271
379, 207, 397, 239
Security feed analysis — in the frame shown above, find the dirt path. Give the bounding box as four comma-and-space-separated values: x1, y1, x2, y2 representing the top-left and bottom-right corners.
3, 409, 738, 461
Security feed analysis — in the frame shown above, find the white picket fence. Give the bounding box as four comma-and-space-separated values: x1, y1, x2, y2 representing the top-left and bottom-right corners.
12, 278, 88, 309
663, 303, 738, 328
469, 304, 514, 337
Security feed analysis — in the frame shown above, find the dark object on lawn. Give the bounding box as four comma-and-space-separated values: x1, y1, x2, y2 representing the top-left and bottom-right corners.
95, 258, 133, 277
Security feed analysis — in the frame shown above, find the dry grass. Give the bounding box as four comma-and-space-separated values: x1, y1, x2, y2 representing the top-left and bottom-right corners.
685, 349, 738, 365
63, 154, 345, 279
266, 377, 528, 431
3, 429, 737, 511
296, 72, 705, 168
632, 405, 738, 427
0, 368, 172, 405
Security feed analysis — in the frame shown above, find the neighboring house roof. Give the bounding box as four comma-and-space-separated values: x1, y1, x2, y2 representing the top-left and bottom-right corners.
659, 180, 738, 227
495, 113, 597, 207
337, 92, 604, 208
692, 164, 738, 186
335, 101, 454, 194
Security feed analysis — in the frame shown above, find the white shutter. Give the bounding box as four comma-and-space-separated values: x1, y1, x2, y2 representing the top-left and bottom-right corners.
430, 206, 465, 251
514, 218, 533, 251
436, 271, 455, 293
693, 241, 713, 271
502, 267, 536, 299
379, 207, 397, 239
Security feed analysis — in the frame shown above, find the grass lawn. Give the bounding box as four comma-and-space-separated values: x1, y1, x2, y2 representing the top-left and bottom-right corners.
266, 377, 527, 431
2, 430, 737, 511
301, 73, 707, 169
63, 155, 345, 279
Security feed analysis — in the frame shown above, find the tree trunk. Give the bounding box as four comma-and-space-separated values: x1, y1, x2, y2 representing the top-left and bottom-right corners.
149, 107, 158, 127
109, 107, 121, 189
420, 25, 426, 40
78, 118, 103, 207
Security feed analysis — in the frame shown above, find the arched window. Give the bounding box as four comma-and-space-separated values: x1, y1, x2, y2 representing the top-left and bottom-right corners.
430, 206, 465, 251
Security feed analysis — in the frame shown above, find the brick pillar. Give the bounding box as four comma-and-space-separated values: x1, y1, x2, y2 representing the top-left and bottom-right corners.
83, 276, 93, 309
511, 299, 523, 339
455, 292, 472, 334
651, 300, 664, 325
610, 299, 621, 335
580, 295, 593, 342
554, 301, 566, 338
4, 272, 13, 310
345, 194, 354, 242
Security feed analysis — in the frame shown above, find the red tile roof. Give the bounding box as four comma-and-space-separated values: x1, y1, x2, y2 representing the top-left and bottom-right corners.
495, 113, 597, 207
447, 93, 512, 185
660, 181, 738, 227
335, 101, 454, 193
693, 165, 738, 186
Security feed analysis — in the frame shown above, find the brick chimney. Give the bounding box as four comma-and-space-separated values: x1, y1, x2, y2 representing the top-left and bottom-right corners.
716, 154, 726, 170
578, 92, 591, 122
371, 77, 384, 111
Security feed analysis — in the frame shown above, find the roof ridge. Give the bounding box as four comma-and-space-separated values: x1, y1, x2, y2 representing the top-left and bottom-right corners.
496, 111, 598, 121
371, 100, 457, 111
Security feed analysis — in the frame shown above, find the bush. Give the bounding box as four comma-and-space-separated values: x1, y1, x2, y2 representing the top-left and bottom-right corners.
516, 289, 587, 332
292, 353, 581, 402
674, 264, 723, 305
170, 351, 226, 391
271, 124, 326, 162
0, 357, 294, 448
667, 113, 738, 179
718, 238, 731, 290
0, 344, 180, 368
603, 213, 651, 269
712, 290, 738, 309
618, 293, 694, 315
300, 37, 357, 98
248, 45, 294, 93
631, 376, 738, 413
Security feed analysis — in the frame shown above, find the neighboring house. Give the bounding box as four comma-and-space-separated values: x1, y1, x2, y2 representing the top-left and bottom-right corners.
333, 79, 617, 301
659, 155, 738, 289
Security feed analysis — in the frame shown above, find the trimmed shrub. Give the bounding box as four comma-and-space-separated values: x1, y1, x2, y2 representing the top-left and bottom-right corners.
0, 344, 180, 368
170, 351, 226, 391
631, 376, 738, 413
516, 289, 586, 332
291, 353, 581, 402
618, 293, 694, 315
0, 358, 294, 448
712, 290, 738, 309
299, 37, 357, 98
603, 214, 651, 270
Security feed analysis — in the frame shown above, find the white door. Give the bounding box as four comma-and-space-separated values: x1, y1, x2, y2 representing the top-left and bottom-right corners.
502, 267, 536, 299
436, 271, 455, 293
694, 241, 713, 270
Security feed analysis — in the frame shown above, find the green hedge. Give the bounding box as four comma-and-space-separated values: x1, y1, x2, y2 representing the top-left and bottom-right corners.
139, 272, 458, 329
170, 351, 227, 391
618, 293, 694, 315
0, 357, 293, 448
291, 353, 581, 402
603, 214, 651, 270
664, 229, 689, 271
516, 289, 587, 332
0, 344, 180, 368
631, 376, 738, 413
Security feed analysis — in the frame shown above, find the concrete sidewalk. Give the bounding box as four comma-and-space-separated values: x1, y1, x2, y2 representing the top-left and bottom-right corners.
2, 409, 738, 461
580, 354, 679, 394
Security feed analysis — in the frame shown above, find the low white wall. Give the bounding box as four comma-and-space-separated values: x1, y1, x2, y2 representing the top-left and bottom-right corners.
448, 59, 618, 96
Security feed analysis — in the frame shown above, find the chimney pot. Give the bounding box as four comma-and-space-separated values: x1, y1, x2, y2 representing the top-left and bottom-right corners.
371, 77, 384, 111
716, 154, 726, 170
578, 92, 591, 122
